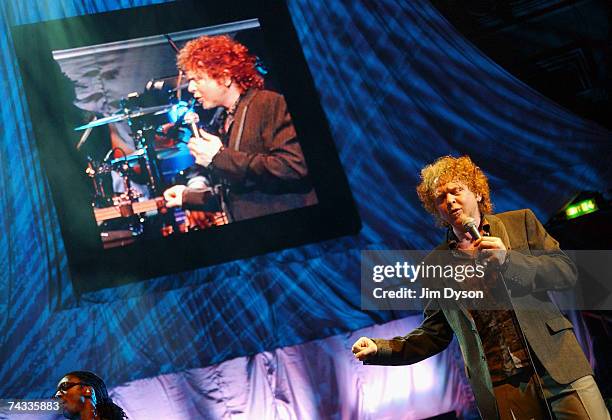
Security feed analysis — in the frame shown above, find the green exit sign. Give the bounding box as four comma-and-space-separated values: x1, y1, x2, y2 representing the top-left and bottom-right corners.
565, 199, 598, 220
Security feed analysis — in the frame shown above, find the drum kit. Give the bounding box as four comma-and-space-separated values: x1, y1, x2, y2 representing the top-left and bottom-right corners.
77, 81, 227, 249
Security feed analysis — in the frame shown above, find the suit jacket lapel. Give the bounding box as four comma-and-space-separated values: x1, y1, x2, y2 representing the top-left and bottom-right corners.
484, 214, 511, 251
228, 89, 257, 151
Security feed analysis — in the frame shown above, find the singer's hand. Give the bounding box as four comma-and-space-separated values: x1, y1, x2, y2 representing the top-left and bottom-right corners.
476, 236, 507, 267
188, 129, 223, 167
351, 337, 378, 361
164, 185, 187, 208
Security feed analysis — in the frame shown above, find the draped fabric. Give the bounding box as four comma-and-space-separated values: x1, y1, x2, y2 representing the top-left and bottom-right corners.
5, 318, 478, 420
289, 0, 612, 251
0, 0, 607, 419
53, 20, 261, 115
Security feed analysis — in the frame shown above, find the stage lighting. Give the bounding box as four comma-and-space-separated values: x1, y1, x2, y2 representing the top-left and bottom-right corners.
565, 198, 598, 220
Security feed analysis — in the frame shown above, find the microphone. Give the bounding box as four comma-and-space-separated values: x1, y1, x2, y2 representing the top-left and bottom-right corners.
462, 217, 481, 241
184, 111, 202, 140
184, 109, 224, 140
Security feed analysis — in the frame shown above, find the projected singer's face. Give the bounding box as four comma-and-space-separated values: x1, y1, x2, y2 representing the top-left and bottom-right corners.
435, 181, 481, 229
186, 70, 230, 110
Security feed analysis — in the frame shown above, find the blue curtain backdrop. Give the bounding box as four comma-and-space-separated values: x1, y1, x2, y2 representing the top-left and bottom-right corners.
1, 0, 609, 419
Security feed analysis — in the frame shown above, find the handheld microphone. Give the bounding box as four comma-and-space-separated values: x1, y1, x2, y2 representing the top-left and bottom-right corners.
183, 111, 202, 140
184, 108, 224, 140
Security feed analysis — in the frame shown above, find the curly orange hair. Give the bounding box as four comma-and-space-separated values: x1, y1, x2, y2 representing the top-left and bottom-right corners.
416, 155, 493, 226
177, 35, 264, 92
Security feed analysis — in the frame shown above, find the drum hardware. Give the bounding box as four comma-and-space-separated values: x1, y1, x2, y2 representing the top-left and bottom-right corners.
106, 147, 143, 205
109, 148, 145, 166
86, 159, 112, 207
145, 75, 189, 96
77, 70, 230, 247
87, 147, 145, 210
131, 128, 163, 196
74, 104, 173, 131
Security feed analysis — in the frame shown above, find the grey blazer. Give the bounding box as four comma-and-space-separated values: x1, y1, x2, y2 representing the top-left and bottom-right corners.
366, 209, 592, 420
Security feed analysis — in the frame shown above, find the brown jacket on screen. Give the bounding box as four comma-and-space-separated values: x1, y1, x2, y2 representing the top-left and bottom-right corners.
183, 89, 317, 222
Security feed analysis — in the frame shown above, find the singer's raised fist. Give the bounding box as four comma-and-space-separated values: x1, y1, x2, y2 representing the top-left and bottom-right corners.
351, 336, 378, 361
164, 185, 187, 208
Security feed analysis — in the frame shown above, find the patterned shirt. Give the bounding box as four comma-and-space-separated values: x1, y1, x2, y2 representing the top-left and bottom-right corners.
447, 220, 531, 383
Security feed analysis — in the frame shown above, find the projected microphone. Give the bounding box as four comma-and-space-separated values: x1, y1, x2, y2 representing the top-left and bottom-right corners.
462, 217, 481, 241
184, 111, 202, 140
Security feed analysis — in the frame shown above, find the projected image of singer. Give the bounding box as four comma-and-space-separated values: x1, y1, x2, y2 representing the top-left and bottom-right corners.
163, 35, 317, 222
54, 371, 127, 420
352, 156, 610, 419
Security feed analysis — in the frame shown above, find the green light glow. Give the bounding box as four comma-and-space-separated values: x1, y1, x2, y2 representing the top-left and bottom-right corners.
565, 199, 598, 220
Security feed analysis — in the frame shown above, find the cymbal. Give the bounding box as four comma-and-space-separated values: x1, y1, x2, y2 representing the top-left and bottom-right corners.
74, 104, 173, 131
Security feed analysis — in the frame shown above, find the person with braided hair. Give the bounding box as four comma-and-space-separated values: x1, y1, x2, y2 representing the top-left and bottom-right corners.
54, 371, 127, 420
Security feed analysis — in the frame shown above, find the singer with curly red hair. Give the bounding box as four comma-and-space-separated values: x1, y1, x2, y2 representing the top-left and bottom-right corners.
352, 156, 609, 420
164, 35, 317, 222
177, 35, 264, 93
